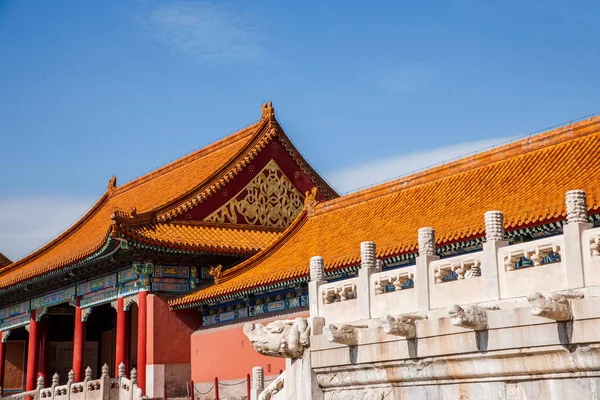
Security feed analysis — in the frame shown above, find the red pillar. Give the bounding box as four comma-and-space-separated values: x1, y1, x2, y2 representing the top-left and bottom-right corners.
37, 321, 48, 383
0, 339, 6, 395
125, 306, 130, 373
115, 297, 126, 378
73, 299, 85, 381
25, 311, 38, 391
137, 291, 147, 394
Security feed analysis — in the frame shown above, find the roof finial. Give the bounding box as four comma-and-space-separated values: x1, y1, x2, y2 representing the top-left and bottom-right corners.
209, 265, 223, 283
304, 187, 319, 216
107, 175, 117, 192
261, 101, 275, 120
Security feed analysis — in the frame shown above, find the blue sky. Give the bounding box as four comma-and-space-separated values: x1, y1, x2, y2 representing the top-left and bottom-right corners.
1, 0, 600, 260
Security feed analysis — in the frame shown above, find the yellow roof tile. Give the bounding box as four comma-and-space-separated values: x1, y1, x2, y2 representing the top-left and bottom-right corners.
170, 116, 600, 307
123, 222, 282, 255
0, 120, 262, 288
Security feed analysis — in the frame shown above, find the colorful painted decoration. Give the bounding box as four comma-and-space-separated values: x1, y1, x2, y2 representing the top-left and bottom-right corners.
205, 160, 304, 228
30, 286, 76, 310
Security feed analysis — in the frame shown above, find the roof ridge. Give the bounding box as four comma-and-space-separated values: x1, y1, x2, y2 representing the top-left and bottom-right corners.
316, 116, 600, 216
160, 220, 286, 232
112, 120, 261, 196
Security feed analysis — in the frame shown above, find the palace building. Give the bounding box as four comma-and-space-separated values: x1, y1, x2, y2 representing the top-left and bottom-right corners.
1, 104, 600, 399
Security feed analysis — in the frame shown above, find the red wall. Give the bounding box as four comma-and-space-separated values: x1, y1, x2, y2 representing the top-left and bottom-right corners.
191, 311, 309, 382
147, 294, 200, 365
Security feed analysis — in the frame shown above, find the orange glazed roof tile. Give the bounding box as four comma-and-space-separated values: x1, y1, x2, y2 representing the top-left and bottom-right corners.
170, 116, 600, 307
0, 109, 287, 289
0, 104, 338, 290
122, 221, 282, 255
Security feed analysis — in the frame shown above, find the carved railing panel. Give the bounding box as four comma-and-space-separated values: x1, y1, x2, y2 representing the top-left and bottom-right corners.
499, 236, 569, 298
0, 365, 140, 400
429, 253, 487, 309
583, 227, 600, 286
431, 256, 482, 283
258, 371, 285, 400
369, 266, 418, 318
500, 239, 562, 271
318, 277, 360, 324
372, 269, 414, 294
320, 280, 358, 304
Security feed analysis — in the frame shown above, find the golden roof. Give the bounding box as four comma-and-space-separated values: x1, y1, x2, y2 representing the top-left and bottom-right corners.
0, 103, 336, 289
122, 221, 282, 255
170, 116, 600, 307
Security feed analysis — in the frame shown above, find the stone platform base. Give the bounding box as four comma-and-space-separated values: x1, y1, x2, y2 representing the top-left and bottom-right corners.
323, 377, 600, 400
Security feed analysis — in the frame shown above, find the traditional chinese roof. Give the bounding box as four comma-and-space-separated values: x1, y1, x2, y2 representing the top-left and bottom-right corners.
0, 103, 337, 290
0, 253, 11, 268
170, 116, 600, 308
122, 221, 283, 255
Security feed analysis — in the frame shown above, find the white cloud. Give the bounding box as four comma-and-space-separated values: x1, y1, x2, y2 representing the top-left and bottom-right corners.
0, 196, 95, 262
143, 1, 264, 64
326, 137, 515, 194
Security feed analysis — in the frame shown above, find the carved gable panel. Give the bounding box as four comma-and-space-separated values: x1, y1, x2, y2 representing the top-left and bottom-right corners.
204, 160, 304, 228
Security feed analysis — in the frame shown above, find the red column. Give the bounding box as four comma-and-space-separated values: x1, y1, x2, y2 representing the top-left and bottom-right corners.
125, 306, 130, 373
115, 297, 126, 378
0, 339, 6, 395
37, 321, 48, 383
137, 291, 147, 394
25, 311, 38, 391
73, 299, 85, 381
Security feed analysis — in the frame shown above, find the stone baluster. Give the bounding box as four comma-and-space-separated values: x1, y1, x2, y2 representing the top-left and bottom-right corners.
51, 373, 59, 387
250, 366, 264, 400
130, 368, 137, 386
35, 375, 45, 400
563, 190, 591, 288
68, 370, 74, 384
417, 227, 438, 312
118, 363, 125, 379
358, 241, 376, 320
100, 364, 110, 400
84, 367, 92, 381
309, 256, 325, 319
101, 364, 109, 379
483, 211, 508, 301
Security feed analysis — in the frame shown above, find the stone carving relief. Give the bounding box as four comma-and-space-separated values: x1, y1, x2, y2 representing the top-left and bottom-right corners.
374, 270, 414, 294
566, 190, 588, 224
418, 227, 436, 256
503, 242, 561, 271
310, 256, 324, 282
448, 304, 497, 331
205, 160, 304, 228
252, 366, 264, 393
380, 314, 426, 338
322, 283, 356, 304
360, 241, 376, 270
434, 257, 481, 283
484, 210, 505, 241
591, 234, 600, 257
324, 324, 366, 346
259, 375, 284, 400
243, 318, 310, 358
527, 291, 584, 321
